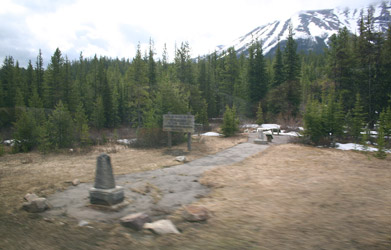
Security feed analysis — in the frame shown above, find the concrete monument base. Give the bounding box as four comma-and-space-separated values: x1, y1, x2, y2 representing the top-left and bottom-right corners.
254, 139, 268, 145
89, 186, 124, 206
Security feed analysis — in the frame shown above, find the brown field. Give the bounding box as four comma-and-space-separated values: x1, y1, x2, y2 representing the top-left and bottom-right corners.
1, 136, 390, 250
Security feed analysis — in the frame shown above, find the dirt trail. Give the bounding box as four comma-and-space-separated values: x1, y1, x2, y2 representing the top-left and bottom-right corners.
44, 134, 290, 222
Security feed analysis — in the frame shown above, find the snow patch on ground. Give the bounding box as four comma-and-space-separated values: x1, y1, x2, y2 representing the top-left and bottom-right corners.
241, 124, 259, 128
260, 124, 280, 130
117, 139, 137, 145
201, 132, 221, 137
336, 143, 390, 153
280, 131, 301, 137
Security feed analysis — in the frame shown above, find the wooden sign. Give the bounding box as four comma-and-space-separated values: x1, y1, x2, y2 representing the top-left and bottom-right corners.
163, 114, 195, 133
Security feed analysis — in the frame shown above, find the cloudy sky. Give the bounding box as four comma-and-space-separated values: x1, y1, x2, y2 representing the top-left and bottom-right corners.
1, 0, 378, 67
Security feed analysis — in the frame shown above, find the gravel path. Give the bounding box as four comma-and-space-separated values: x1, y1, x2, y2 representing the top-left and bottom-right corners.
44, 134, 290, 222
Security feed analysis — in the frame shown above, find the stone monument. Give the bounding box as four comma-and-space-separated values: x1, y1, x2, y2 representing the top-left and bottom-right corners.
89, 154, 124, 206
254, 129, 268, 144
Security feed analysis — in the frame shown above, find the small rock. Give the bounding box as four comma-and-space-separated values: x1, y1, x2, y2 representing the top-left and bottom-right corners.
43, 217, 54, 223
78, 220, 89, 227
120, 212, 151, 231
21, 158, 33, 164
22, 197, 50, 213
175, 156, 186, 162
72, 179, 80, 186
182, 205, 210, 222
24, 193, 39, 203
143, 219, 180, 235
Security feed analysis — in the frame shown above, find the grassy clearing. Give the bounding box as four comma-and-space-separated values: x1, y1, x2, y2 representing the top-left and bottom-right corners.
1, 138, 390, 249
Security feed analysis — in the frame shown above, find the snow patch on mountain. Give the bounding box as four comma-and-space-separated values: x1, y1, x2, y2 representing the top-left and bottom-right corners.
215, 1, 391, 56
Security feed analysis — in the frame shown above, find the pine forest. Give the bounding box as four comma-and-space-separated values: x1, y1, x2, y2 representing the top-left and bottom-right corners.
1, 12, 391, 153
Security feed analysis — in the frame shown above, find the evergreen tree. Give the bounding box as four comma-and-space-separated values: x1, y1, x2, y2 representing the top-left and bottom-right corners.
47, 101, 74, 148
327, 28, 356, 110
379, 26, 391, 112
256, 102, 264, 125
195, 100, 209, 128
355, 9, 383, 126
155, 79, 189, 117
74, 103, 89, 144
379, 106, 391, 146
303, 99, 323, 144
219, 47, 239, 108
12, 110, 39, 152
26, 60, 34, 103
272, 41, 284, 87
37, 121, 52, 153
283, 25, 301, 116
28, 88, 45, 124
221, 105, 239, 137
147, 38, 157, 88
0, 69, 3, 109
233, 53, 250, 117
375, 126, 386, 159
127, 44, 150, 127
63, 57, 77, 112
43, 48, 64, 108
175, 42, 193, 85
206, 52, 219, 117
361, 127, 370, 152
91, 96, 105, 129
35, 49, 44, 98
2, 56, 15, 108
283, 26, 300, 83
351, 93, 365, 143
99, 62, 113, 127
248, 41, 268, 115
322, 92, 344, 145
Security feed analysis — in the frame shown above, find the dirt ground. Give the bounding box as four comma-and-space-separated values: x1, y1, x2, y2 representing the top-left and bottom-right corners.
1, 136, 390, 249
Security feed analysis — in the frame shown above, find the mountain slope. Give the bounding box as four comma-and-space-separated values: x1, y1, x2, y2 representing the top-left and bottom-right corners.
216, 1, 391, 56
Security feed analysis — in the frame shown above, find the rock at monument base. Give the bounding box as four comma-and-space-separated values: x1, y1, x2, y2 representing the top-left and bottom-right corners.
89, 186, 124, 206
143, 220, 180, 235
22, 197, 50, 213
120, 213, 151, 231
182, 205, 210, 222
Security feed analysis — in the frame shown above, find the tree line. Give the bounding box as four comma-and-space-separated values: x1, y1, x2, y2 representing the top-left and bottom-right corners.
0, 10, 390, 152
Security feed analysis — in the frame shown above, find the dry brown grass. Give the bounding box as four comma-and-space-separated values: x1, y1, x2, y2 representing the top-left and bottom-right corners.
0, 135, 246, 213
168, 144, 391, 249
1, 139, 390, 250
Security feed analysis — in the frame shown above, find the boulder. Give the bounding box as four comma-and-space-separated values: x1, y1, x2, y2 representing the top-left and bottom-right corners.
72, 179, 80, 186
182, 205, 210, 222
143, 219, 180, 235
175, 156, 187, 162
22, 197, 50, 213
24, 193, 39, 203
120, 213, 151, 231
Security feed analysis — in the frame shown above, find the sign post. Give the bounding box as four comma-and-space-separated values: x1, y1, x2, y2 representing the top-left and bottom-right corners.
163, 113, 195, 151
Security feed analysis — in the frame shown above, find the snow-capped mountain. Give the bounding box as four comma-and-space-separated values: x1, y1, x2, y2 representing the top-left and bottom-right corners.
216, 1, 391, 56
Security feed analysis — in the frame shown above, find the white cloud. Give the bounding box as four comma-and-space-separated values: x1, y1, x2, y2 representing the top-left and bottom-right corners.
0, 0, 378, 66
